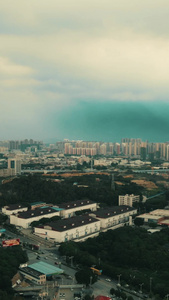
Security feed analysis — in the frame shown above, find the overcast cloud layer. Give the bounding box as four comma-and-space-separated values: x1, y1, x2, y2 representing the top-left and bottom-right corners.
1, 1, 169, 142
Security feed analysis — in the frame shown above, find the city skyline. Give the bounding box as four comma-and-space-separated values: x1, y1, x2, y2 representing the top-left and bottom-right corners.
1, 1, 169, 142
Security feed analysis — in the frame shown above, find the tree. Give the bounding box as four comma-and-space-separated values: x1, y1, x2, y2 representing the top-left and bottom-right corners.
84, 295, 94, 300
75, 267, 97, 286
149, 222, 157, 228
134, 217, 144, 226
110, 287, 115, 295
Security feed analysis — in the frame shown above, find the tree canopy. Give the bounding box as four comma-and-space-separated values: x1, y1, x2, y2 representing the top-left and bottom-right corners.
59, 226, 169, 297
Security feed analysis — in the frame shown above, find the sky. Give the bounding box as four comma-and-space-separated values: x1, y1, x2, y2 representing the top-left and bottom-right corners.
1, 0, 169, 143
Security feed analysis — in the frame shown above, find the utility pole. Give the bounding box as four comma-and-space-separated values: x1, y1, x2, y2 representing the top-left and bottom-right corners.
111, 173, 115, 190
150, 277, 152, 295
166, 294, 169, 300
69, 256, 74, 267
117, 274, 121, 286
139, 283, 144, 293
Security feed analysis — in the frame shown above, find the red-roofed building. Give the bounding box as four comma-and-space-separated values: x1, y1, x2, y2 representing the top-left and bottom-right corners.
94, 296, 111, 300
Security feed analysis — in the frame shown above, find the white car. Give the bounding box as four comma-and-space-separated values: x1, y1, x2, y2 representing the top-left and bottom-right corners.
105, 278, 111, 282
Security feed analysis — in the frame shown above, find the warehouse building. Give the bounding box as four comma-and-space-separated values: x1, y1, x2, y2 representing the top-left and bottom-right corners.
10, 207, 61, 228
2, 204, 28, 216
34, 215, 100, 243
58, 199, 97, 218
136, 209, 169, 226
91, 206, 137, 231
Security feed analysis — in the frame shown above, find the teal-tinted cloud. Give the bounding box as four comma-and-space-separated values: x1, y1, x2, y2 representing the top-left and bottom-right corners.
51, 101, 169, 142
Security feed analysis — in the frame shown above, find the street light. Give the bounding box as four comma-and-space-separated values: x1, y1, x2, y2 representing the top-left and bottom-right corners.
117, 274, 122, 286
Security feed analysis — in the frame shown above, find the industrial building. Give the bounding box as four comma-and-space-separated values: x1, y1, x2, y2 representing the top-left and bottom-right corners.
10, 206, 61, 229
34, 206, 136, 242
91, 206, 137, 232
136, 209, 169, 226
19, 261, 63, 284
34, 215, 100, 243
57, 199, 97, 218
2, 204, 28, 216
2, 199, 98, 229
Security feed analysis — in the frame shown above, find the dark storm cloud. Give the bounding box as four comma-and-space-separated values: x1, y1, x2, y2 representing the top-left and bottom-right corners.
55, 101, 169, 142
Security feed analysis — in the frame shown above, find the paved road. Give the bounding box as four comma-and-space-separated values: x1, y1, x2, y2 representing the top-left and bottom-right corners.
3, 228, 148, 300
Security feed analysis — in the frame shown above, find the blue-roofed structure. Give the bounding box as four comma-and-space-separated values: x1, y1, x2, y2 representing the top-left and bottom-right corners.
51, 207, 63, 211
28, 261, 64, 276
40, 206, 63, 211
31, 202, 46, 206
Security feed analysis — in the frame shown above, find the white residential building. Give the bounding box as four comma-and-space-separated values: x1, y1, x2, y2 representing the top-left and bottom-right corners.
118, 194, 140, 207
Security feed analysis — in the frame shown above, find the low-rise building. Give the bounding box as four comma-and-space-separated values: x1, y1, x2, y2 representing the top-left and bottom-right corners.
136, 209, 169, 226
2, 204, 28, 216
20, 261, 63, 284
91, 206, 137, 231
34, 215, 100, 243
19, 266, 46, 285
10, 207, 61, 229
58, 199, 97, 218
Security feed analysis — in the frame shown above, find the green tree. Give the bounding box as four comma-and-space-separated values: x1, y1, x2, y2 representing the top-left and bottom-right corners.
134, 217, 144, 226
75, 267, 97, 286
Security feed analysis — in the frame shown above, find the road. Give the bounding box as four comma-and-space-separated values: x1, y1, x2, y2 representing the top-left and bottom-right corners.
2, 228, 148, 300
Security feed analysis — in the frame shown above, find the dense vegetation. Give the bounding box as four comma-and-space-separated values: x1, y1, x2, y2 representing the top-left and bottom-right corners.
0, 174, 145, 208
0, 245, 28, 299
0, 174, 167, 214
59, 226, 169, 297
0, 174, 168, 298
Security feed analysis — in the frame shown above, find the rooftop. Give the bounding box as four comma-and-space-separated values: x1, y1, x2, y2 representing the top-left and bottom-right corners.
19, 266, 44, 279
5, 204, 27, 211
36, 215, 99, 232
94, 206, 136, 218
28, 261, 64, 275
57, 199, 95, 210
31, 202, 46, 206
17, 207, 59, 219
137, 214, 160, 220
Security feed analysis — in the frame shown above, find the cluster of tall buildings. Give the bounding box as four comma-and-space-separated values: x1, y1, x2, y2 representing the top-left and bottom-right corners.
63, 138, 169, 160
64, 141, 118, 156
1, 138, 169, 161
0, 139, 43, 152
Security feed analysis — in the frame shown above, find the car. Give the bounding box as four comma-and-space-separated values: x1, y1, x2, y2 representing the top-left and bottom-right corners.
55, 262, 59, 265
105, 278, 111, 282
45, 257, 48, 260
